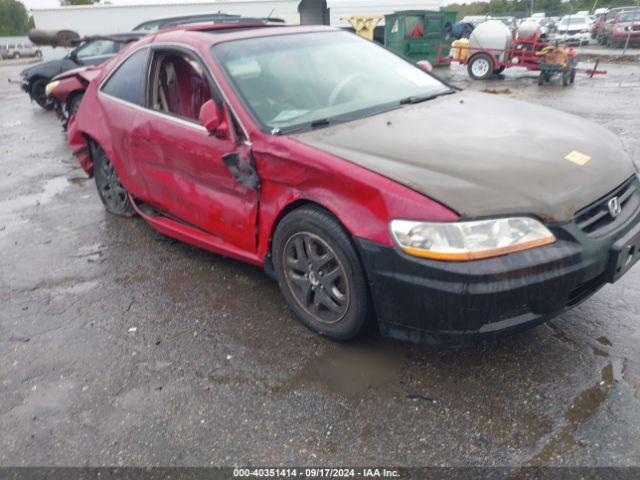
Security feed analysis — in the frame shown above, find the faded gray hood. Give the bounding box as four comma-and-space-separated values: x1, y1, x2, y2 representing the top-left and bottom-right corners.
294, 91, 636, 223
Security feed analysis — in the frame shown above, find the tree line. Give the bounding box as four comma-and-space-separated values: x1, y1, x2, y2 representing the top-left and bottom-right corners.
443, 0, 640, 20
0, 0, 99, 37
2, 0, 639, 38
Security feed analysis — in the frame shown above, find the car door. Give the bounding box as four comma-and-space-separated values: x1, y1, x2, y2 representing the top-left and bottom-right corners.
97, 47, 151, 198
74, 39, 117, 66
130, 46, 259, 253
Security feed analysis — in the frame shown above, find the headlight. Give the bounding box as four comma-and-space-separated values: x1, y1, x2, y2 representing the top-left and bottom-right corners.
390, 217, 556, 261
45, 80, 59, 97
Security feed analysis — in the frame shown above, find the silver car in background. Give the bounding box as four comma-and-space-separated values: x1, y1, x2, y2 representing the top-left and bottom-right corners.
0, 42, 42, 60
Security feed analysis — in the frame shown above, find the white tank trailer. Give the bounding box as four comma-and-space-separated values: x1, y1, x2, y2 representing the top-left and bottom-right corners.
467, 20, 541, 62
468, 20, 512, 61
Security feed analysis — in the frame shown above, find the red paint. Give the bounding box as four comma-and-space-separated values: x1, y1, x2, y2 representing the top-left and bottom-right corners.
69, 26, 458, 267
51, 66, 100, 103
436, 33, 601, 76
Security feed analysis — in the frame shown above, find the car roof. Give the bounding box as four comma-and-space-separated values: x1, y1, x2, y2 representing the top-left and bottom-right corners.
133, 11, 241, 29
103, 32, 146, 40
151, 24, 336, 48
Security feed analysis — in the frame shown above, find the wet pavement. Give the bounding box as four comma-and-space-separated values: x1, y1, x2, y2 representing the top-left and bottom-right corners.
1, 61, 640, 467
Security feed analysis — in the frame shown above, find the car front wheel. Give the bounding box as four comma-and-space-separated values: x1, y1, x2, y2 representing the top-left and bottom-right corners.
273, 206, 371, 341
92, 144, 135, 217
30, 79, 54, 110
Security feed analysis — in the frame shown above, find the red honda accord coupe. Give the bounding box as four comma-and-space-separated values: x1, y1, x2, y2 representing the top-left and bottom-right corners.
67, 24, 640, 344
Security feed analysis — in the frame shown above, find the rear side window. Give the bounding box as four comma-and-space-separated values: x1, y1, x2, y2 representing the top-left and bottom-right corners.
102, 49, 148, 105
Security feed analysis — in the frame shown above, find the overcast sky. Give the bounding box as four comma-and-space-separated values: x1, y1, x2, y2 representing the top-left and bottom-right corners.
22, 0, 463, 12
21, 0, 221, 11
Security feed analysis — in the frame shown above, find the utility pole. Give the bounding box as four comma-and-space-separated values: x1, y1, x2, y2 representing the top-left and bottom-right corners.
622, 4, 639, 55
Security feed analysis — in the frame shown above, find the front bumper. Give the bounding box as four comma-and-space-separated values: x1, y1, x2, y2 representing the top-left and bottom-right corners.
356, 182, 640, 344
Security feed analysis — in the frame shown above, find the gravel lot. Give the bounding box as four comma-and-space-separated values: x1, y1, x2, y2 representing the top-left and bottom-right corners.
1, 58, 640, 467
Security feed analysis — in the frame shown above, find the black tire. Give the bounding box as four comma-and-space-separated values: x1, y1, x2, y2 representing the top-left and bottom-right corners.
67, 92, 84, 117
30, 78, 54, 110
92, 144, 135, 217
467, 53, 495, 80
272, 206, 371, 341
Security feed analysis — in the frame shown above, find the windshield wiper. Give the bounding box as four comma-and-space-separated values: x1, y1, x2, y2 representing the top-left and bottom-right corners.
399, 90, 454, 105
309, 118, 331, 129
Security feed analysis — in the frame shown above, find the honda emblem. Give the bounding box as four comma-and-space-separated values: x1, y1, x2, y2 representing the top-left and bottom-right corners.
608, 197, 622, 218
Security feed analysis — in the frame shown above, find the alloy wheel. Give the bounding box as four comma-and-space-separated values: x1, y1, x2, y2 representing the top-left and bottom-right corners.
96, 155, 129, 212
283, 232, 350, 324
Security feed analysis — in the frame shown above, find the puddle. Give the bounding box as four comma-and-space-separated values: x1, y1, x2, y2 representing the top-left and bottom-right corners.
527, 360, 622, 465
591, 347, 609, 357
0, 176, 69, 211
274, 339, 408, 401
595, 336, 612, 347
0, 176, 70, 238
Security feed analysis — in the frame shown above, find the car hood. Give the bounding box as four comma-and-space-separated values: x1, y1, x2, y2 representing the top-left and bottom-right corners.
21, 58, 73, 79
294, 91, 636, 223
52, 65, 101, 83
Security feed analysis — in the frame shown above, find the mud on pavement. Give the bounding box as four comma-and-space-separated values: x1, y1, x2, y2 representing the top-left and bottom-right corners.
1, 61, 640, 467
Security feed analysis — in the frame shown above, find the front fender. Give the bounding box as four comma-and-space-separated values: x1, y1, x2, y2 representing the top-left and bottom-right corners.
252, 136, 458, 261
67, 116, 92, 176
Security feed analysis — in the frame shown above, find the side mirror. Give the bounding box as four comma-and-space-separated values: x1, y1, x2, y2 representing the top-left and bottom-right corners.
417, 60, 433, 73
198, 99, 229, 138
199, 99, 221, 131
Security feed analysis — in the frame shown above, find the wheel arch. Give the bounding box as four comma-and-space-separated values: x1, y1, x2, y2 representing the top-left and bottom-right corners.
28, 75, 48, 91
263, 198, 357, 277
65, 89, 85, 115
264, 198, 378, 330
468, 50, 498, 65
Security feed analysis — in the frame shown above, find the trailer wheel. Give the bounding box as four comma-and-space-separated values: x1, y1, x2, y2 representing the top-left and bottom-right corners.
467, 53, 494, 80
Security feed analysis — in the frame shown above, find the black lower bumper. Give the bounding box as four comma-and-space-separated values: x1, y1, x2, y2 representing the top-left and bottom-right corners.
356, 209, 640, 345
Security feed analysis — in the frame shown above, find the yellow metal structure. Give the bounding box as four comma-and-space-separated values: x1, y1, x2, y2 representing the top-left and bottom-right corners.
341, 15, 384, 41
450, 39, 470, 62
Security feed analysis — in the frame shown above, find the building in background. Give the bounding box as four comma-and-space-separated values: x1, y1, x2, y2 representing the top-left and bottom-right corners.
31, 0, 443, 35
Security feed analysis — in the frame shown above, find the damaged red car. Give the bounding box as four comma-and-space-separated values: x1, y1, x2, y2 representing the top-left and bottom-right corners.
68, 25, 640, 344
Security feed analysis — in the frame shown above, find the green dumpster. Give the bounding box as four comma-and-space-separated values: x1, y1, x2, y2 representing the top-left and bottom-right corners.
384, 10, 457, 65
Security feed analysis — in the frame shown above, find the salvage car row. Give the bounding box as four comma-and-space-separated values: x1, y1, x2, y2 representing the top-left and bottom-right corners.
17, 20, 640, 345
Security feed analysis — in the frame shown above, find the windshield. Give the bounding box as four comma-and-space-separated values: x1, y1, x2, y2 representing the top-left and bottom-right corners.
212, 31, 451, 133
618, 11, 640, 22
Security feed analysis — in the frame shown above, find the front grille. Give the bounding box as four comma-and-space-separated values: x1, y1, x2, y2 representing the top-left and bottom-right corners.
575, 176, 639, 236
